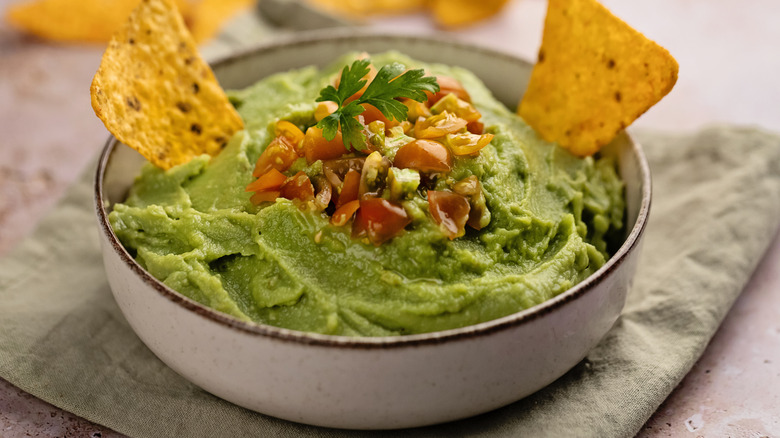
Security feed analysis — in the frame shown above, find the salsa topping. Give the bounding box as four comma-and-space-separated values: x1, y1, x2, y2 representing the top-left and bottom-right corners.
246, 58, 495, 245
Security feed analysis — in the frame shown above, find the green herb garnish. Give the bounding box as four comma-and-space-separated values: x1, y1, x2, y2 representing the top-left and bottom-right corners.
315, 59, 440, 152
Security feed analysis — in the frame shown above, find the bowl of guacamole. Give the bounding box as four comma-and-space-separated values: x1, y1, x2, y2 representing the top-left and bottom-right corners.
96, 31, 650, 429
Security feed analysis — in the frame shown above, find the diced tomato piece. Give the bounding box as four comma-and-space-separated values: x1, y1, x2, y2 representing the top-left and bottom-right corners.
303, 126, 347, 163
425, 75, 471, 105
467, 120, 484, 134
359, 103, 398, 128
279, 171, 315, 202
393, 139, 452, 173
352, 198, 411, 246
314, 101, 339, 122
331, 199, 360, 226
249, 190, 280, 205
275, 120, 305, 149
444, 133, 494, 156
323, 157, 365, 188
246, 168, 287, 193
453, 176, 491, 230
414, 111, 468, 138
428, 190, 470, 239
336, 169, 361, 209
253, 136, 298, 177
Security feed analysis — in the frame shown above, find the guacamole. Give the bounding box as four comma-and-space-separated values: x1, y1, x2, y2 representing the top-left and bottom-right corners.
109, 52, 624, 336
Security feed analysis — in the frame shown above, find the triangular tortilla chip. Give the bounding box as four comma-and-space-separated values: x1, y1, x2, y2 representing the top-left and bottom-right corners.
429, 0, 509, 28
6, 0, 251, 44
187, 0, 255, 43
90, 0, 243, 170
6, 0, 145, 43
518, 0, 678, 156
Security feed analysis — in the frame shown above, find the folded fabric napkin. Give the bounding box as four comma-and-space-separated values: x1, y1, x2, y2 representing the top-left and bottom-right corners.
1, 126, 778, 437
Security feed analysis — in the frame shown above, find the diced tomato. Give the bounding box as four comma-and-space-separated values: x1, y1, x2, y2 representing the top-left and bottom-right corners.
336, 169, 361, 209
323, 157, 365, 188
303, 126, 348, 163
249, 190, 280, 205
275, 120, 305, 148
467, 120, 484, 135
352, 198, 411, 246
393, 139, 452, 173
315, 101, 339, 122
444, 133, 494, 156
428, 190, 470, 239
246, 168, 287, 193
279, 171, 315, 202
453, 175, 491, 230
425, 75, 471, 105
331, 199, 360, 226
359, 103, 398, 128
414, 111, 468, 139
253, 137, 298, 177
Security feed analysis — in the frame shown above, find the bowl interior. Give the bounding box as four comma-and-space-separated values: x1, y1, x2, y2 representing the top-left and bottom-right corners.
98, 31, 650, 343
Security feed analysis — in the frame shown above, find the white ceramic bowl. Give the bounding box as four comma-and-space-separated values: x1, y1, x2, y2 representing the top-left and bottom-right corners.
95, 31, 651, 430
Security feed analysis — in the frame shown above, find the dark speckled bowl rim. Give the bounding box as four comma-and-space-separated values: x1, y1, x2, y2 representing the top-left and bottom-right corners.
95, 30, 652, 349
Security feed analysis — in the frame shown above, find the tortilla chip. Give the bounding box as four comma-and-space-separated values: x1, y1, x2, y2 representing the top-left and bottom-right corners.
5, 0, 144, 43
518, 0, 678, 156
429, 0, 509, 28
5, 0, 248, 43
306, 0, 424, 17
90, 0, 243, 170
185, 0, 255, 42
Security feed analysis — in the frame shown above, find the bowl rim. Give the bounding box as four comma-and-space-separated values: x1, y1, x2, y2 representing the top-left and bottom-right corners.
94, 30, 652, 349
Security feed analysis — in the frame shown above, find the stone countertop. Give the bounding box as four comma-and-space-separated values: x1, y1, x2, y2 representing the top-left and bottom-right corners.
1, 0, 778, 436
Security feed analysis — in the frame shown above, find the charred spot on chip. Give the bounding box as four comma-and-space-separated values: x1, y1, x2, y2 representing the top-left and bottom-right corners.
176, 102, 191, 112
607, 59, 615, 69
191, 123, 202, 134
126, 96, 141, 111
193, 82, 200, 94
129, 38, 135, 45
615, 91, 622, 102
185, 56, 194, 65
538, 50, 545, 63
215, 136, 227, 148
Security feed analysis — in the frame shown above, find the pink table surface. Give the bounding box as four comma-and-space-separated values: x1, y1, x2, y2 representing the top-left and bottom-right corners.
1, 0, 778, 436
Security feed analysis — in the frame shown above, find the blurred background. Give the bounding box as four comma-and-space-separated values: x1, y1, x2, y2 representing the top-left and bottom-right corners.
1, 0, 778, 436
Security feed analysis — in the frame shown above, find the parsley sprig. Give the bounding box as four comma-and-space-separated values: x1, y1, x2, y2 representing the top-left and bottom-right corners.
316, 59, 440, 151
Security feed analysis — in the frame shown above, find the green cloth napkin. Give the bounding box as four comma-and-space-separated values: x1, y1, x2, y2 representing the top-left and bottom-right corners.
1, 126, 779, 437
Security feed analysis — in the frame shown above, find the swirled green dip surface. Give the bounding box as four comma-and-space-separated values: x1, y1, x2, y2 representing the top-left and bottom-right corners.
109, 52, 624, 336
